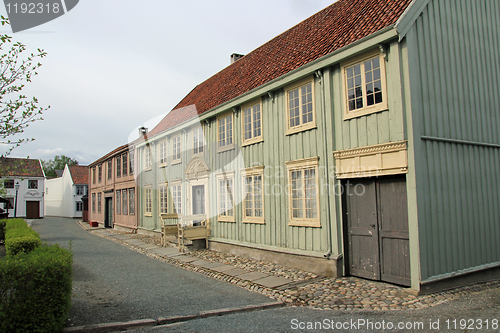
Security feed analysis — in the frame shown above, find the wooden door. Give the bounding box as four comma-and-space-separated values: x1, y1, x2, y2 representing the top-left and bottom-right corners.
377, 178, 410, 286
346, 180, 380, 280
345, 176, 410, 286
26, 201, 40, 219
192, 185, 205, 225
105, 198, 113, 228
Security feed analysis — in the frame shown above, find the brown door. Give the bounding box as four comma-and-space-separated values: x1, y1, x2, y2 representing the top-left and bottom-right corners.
345, 176, 410, 286
26, 201, 40, 219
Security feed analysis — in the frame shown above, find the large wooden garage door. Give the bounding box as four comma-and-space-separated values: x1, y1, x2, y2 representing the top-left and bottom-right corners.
345, 176, 410, 286
26, 201, 40, 219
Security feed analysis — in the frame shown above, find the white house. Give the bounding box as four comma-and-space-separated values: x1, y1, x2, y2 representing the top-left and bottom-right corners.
45, 164, 88, 218
0, 157, 45, 219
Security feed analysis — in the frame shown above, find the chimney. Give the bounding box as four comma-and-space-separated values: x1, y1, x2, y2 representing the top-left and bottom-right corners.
230, 53, 244, 64
139, 126, 148, 137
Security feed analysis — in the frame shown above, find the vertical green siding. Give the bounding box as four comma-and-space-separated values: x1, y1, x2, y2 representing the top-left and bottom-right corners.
208, 76, 331, 254
406, 0, 500, 280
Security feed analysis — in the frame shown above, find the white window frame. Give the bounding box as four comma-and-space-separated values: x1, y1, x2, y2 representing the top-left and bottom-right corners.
217, 112, 234, 152
171, 181, 182, 216
172, 134, 181, 164
241, 100, 263, 146
285, 77, 316, 135
144, 185, 152, 216
159, 139, 168, 166
216, 171, 235, 222
342, 51, 388, 120
285, 157, 320, 227
192, 126, 204, 155
158, 182, 168, 215
144, 145, 152, 170
241, 166, 265, 224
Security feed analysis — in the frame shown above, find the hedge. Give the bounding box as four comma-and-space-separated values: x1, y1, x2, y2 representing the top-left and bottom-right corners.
0, 243, 73, 333
0, 219, 5, 242
4, 219, 41, 256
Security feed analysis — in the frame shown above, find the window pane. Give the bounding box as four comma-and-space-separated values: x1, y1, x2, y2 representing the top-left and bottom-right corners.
301, 83, 313, 125
122, 189, 128, 215
129, 188, 135, 215
116, 190, 121, 214
288, 88, 300, 128
291, 170, 303, 218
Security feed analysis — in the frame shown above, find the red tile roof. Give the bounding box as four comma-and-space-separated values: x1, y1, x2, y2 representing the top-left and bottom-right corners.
68, 165, 89, 185
140, 0, 412, 142
0, 157, 44, 177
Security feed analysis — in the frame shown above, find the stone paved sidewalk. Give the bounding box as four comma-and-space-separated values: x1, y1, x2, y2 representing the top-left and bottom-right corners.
80, 221, 500, 312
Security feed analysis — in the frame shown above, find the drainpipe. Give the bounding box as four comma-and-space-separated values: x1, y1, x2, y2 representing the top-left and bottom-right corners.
316, 69, 333, 260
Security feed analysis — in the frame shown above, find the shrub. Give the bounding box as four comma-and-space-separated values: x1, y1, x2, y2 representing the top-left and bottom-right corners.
0, 219, 6, 242
5, 218, 29, 231
0, 244, 73, 333
4, 222, 41, 256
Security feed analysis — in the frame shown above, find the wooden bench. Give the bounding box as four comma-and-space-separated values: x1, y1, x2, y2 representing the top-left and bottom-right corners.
161, 214, 210, 252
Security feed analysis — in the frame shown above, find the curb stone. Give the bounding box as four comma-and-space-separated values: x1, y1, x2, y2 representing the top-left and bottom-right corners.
64, 302, 284, 333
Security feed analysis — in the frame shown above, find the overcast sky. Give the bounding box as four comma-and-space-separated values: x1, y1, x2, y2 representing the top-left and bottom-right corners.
1, 0, 334, 165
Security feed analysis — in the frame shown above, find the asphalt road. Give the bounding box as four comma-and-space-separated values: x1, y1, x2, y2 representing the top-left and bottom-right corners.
31, 217, 272, 328
31, 217, 500, 332
130, 285, 500, 332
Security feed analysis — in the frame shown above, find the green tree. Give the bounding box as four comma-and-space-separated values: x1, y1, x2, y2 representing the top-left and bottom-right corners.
0, 16, 49, 157
42, 155, 79, 178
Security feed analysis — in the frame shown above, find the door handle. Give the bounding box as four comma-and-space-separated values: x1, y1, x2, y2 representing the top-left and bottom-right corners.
370, 224, 376, 228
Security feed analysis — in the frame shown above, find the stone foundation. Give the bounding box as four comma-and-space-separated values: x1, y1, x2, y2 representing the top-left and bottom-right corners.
209, 240, 341, 278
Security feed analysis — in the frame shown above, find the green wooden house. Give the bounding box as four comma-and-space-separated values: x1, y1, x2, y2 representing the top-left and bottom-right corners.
132, 0, 500, 293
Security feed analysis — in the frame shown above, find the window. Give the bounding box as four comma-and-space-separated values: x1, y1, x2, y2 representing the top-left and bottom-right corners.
217, 113, 233, 151
286, 79, 315, 134
145, 146, 152, 169
159, 140, 167, 165
76, 185, 85, 195
144, 187, 152, 216
122, 153, 128, 176
242, 101, 263, 145
28, 180, 37, 189
4, 179, 14, 189
76, 202, 83, 212
92, 193, 96, 213
116, 156, 121, 177
116, 190, 121, 215
171, 184, 182, 215
159, 184, 168, 214
286, 157, 320, 227
242, 167, 264, 223
97, 193, 102, 214
98, 165, 102, 183
128, 188, 135, 215
46, 187, 48, 195
216, 172, 234, 222
107, 160, 112, 180
129, 150, 135, 175
343, 53, 387, 119
122, 189, 128, 215
193, 127, 204, 155
92, 167, 96, 184
172, 135, 181, 163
